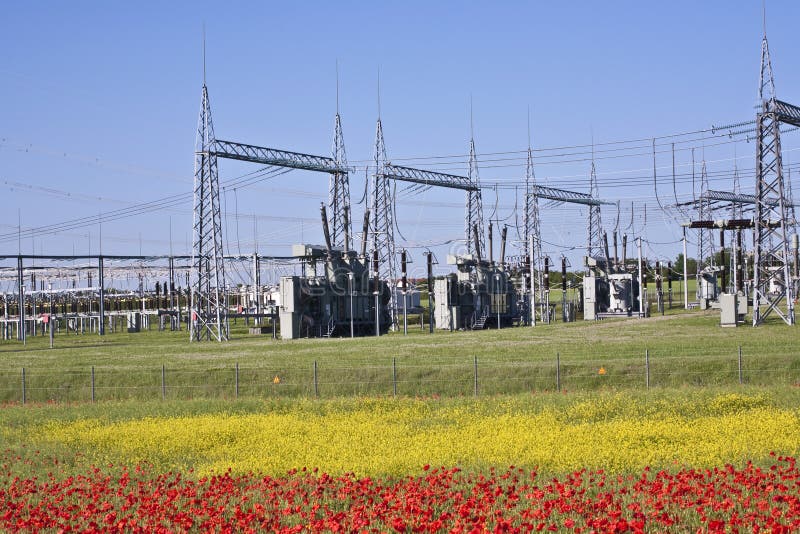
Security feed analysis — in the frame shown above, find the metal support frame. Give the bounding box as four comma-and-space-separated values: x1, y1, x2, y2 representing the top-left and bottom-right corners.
380, 165, 476, 192
370, 118, 397, 328
697, 161, 715, 275
252, 252, 260, 325
752, 32, 796, 326
98, 256, 105, 335
188, 81, 355, 339
587, 159, 603, 259
370, 122, 476, 329
465, 137, 485, 258
17, 255, 24, 342
329, 112, 351, 248
526, 182, 610, 324
524, 145, 542, 317
210, 140, 344, 174
529, 185, 610, 207
190, 84, 228, 341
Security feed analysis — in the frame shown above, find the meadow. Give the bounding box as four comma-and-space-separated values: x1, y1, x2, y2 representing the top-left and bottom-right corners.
2, 306, 800, 531
0, 306, 798, 402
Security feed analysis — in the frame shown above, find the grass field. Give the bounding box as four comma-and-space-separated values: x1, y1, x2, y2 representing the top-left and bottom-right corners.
0, 305, 798, 402
3, 303, 800, 530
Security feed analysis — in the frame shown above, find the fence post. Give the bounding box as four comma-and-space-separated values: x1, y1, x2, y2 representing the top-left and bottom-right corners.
738, 345, 743, 385
473, 356, 478, 397
91, 366, 95, 403
21, 367, 26, 405
556, 352, 561, 392
161, 364, 166, 400
235, 362, 239, 399
645, 348, 650, 389
313, 360, 319, 398
392, 358, 397, 397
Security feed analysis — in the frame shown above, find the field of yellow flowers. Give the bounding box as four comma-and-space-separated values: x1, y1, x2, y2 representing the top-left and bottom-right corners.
4, 389, 798, 479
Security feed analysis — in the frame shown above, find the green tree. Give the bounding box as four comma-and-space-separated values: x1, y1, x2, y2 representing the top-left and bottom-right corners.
673, 253, 697, 277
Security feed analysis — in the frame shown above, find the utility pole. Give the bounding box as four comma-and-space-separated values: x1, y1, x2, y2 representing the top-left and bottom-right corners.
529, 235, 536, 327
98, 256, 105, 335
683, 228, 689, 309
637, 237, 644, 318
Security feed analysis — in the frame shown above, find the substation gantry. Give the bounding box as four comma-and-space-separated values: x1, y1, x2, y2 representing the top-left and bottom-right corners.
751, 31, 799, 325
191, 83, 349, 341
524, 182, 612, 324
370, 117, 481, 330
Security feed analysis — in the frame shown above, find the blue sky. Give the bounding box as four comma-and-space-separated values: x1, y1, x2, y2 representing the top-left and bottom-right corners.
1, 1, 799, 282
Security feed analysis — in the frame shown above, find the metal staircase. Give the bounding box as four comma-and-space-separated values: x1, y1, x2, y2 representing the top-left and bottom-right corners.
322, 317, 336, 338
472, 306, 490, 330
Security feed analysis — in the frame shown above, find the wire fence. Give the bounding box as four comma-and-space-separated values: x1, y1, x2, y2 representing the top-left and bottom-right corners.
1, 346, 798, 404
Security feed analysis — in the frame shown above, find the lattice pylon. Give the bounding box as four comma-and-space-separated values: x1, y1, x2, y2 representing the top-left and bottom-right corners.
731, 161, 743, 220
465, 137, 485, 257
329, 112, 351, 249
371, 118, 397, 327
190, 84, 228, 341
524, 145, 542, 272
697, 160, 715, 271
730, 162, 743, 293
752, 31, 794, 325
587, 159, 603, 260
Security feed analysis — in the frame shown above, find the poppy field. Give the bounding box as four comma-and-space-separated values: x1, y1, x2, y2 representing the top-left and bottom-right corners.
2, 389, 800, 531
2, 456, 800, 532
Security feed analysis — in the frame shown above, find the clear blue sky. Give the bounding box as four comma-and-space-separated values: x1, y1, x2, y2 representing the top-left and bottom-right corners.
1, 1, 799, 281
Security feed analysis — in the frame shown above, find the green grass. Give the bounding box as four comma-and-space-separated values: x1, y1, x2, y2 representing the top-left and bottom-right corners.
0, 304, 798, 402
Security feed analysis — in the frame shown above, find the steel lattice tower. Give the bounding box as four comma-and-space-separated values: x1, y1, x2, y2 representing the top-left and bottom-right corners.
465, 136, 485, 257
329, 111, 351, 249
524, 144, 542, 271
752, 29, 795, 325
587, 155, 603, 259
190, 84, 228, 341
371, 117, 397, 326
731, 161, 743, 220
697, 160, 715, 270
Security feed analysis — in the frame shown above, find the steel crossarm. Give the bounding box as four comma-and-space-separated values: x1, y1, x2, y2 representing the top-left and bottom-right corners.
528, 185, 612, 206
704, 190, 758, 205
211, 139, 345, 174
380, 164, 477, 191
773, 99, 800, 127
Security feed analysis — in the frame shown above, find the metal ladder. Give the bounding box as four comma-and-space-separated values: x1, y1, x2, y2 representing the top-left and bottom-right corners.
322, 317, 336, 338
472, 306, 490, 330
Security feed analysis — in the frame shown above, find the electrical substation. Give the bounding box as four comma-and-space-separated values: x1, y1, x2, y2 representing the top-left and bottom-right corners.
2, 24, 800, 343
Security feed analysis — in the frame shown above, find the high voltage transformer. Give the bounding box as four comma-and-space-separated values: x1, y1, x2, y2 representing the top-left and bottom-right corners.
434, 224, 520, 330
278, 206, 390, 339
583, 232, 650, 320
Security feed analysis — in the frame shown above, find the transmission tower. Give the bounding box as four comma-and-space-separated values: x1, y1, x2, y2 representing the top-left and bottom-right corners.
587, 149, 603, 259
524, 144, 542, 271
371, 117, 397, 327
752, 27, 795, 325
190, 83, 228, 341
731, 159, 743, 220
697, 160, 715, 270
329, 110, 351, 249
465, 135, 485, 257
